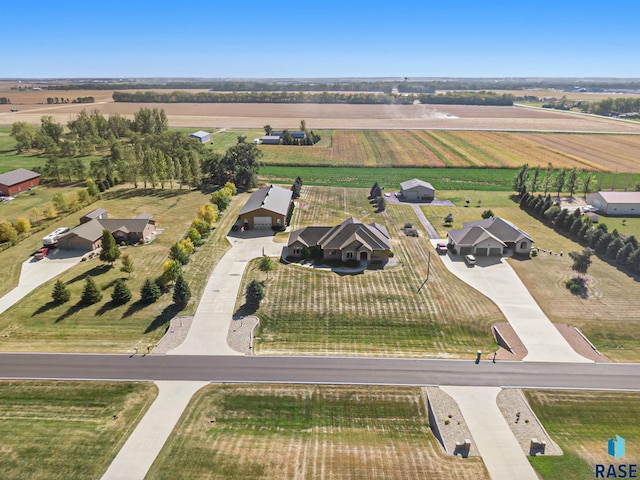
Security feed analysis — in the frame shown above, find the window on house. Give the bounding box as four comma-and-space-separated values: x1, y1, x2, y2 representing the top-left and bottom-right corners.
293, 248, 301, 255
346, 252, 353, 259
277, 218, 282, 225
520, 241, 527, 249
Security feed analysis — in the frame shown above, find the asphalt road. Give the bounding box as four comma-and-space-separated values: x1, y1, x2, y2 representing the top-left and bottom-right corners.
2, 353, 640, 391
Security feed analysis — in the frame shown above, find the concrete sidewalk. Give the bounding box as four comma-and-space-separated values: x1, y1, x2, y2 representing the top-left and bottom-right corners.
101, 381, 207, 480
442, 386, 539, 480
0, 251, 83, 315
435, 244, 591, 363
168, 231, 282, 356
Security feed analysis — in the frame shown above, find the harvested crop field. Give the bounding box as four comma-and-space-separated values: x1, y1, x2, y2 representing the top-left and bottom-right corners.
3, 96, 640, 132
241, 186, 502, 357
253, 129, 640, 171
148, 384, 488, 480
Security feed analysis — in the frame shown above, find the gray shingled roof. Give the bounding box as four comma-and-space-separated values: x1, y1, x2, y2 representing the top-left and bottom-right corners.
448, 225, 506, 247
0, 168, 40, 187
287, 218, 390, 251
82, 208, 108, 220
400, 178, 434, 191
287, 226, 332, 248
462, 217, 533, 243
240, 185, 293, 216
60, 216, 153, 242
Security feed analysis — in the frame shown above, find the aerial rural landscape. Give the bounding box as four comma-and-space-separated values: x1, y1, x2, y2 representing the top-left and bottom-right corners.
2, 2, 640, 480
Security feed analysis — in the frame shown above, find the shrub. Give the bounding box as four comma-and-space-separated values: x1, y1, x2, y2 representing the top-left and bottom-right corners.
481, 209, 494, 219
187, 227, 203, 246
190, 218, 211, 237
245, 279, 265, 308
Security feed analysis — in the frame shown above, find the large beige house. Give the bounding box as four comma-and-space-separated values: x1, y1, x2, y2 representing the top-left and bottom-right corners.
448, 217, 533, 257
287, 217, 391, 266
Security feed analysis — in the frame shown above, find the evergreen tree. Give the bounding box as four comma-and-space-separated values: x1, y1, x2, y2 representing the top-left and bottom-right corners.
245, 279, 265, 308
169, 242, 190, 265
51, 280, 71, 304
99, 229, 121, 266
553, 169, 567, 199
173, 275, 191, 308
541, 163, 553, 195
140, 278, 161, 304
606, 238, 625, 260
569, 250, 593, 275
529, 165, 541, 193
111, 279, 132, 304
81, 277, 102, 305
569, 217, 583, 237
616, 242, 634, 266
120, 254, 134, 277
566, 167, 579, 198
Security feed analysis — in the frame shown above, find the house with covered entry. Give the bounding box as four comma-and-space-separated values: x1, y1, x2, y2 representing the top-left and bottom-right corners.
287, 217, 391, 266
236, 184, 293, 229
447, 217, 533, 257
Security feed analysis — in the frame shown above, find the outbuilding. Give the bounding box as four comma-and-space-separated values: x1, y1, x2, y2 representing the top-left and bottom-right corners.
400, 178, 435, 201
237, 185, 293, 229
0, 168, 41, 196
189, 130, 211, 143
587, 191, 640, 216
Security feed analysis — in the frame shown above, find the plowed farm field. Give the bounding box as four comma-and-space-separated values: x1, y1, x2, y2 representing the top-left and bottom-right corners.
148, 384, 489, 480
240, 186, 503, 358
253, 129, 640, 172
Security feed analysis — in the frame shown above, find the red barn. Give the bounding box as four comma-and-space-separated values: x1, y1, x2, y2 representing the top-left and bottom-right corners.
0, 169, 41, 196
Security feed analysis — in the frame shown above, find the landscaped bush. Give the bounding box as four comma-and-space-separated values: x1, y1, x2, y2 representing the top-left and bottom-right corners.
565, 277, 587, 295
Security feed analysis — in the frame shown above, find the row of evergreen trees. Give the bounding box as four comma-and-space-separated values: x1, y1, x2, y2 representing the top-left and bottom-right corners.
519, 192, 640, 274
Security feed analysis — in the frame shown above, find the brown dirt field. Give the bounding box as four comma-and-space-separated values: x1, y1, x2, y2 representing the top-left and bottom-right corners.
2, 96, 640, 132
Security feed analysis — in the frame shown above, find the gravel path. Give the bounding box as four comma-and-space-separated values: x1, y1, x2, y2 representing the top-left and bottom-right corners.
496, 389, 563, 456
424, 387, 480, 457
227, 315, 259, 355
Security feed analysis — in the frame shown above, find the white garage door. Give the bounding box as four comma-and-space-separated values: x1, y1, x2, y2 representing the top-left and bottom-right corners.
253, 216, 272, 229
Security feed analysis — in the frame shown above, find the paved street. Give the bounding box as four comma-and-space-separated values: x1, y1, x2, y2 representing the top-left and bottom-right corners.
2, 353, 639, 390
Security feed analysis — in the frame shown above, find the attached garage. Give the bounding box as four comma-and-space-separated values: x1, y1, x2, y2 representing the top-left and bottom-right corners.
476, 247, 488, 256
253, 216, 273, 229
489, 247, 502, 256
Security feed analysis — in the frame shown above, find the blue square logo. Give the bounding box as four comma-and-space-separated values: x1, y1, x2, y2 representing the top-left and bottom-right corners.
608, 435, 625, 459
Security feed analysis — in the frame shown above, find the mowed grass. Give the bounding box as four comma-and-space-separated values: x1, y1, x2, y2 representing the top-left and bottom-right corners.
525, 390, 640, 479
0, 187, 244, 352
242, 186, 502, 357
147, 384, 488, 480
0, 182, 87, 224
422, 197, 640, 361
0, 380, 157, 480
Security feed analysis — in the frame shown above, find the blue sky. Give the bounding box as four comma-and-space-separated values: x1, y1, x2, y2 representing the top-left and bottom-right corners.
4, 1, 640, 78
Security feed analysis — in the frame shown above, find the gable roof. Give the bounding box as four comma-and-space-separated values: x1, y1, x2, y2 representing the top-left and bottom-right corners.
400, 178, 434, 191
449, 216, 533, 247
60, 215, 153, 242
189, 130, 210, 139
448, 225, 506, 247
595, 191, 640, 204
240, 185, 293, 216
288, 218, 390, 252
82, 208, 107, 220
0, 168, 40, 187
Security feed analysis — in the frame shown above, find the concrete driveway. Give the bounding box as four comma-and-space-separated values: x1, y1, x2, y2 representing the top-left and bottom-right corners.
433, 242, 591, 363
168, 230, 282, 356
0, 249, 84, 315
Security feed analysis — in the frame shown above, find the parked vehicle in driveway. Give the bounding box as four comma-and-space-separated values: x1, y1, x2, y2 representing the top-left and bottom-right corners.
464, 254, 476, 266
436, 242, 448, 254
34, 247, 49, 259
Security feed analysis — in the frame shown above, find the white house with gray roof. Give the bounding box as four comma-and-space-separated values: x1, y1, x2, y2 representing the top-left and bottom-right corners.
448, 217, 533, 256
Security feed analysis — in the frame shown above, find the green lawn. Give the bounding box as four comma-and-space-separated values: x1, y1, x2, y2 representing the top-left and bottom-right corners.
242, 186, 501, 358
526, 390, 640, 479
0, 187, 243, 352
147, 384, 488, 480
0, 380, 157, 480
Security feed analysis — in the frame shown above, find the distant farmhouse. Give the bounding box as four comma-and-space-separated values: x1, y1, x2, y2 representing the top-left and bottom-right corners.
237, 185, 293, 229
189, 130, 211, 143
0, 168, 41, 196
58, 209, 156, 251
259, 130, 307, 145
587, 191, 640, 216
448, 217, 533, 257
400, 178, 435, 201
287, 217, 391, 266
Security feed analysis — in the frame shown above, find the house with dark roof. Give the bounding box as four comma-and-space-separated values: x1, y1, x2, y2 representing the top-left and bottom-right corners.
0, 168, 41, 196
400, 178, 435, 201
237, 185, 293, 229
287, 217, 391, 266
448, 217, 533, 257
58, 212, 156, 251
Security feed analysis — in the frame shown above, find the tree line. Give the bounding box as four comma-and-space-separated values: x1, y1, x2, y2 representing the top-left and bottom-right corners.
512, 163, 597, 199
112, 90, 514, 106
519, 192, 640, 276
